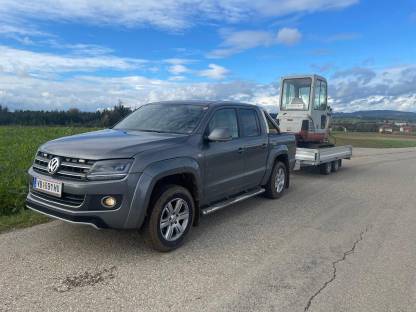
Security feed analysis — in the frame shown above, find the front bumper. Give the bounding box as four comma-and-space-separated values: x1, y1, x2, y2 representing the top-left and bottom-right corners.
26, 167, 143, 229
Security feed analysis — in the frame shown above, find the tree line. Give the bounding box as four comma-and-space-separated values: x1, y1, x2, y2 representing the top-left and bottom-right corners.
331, 120, 380, 132
0, 104, 132, 127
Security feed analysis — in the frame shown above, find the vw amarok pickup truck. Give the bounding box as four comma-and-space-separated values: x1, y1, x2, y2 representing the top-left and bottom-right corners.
27, 101, 296, 251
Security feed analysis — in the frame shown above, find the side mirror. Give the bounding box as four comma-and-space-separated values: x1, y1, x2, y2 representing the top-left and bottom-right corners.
207, 128, 232, 142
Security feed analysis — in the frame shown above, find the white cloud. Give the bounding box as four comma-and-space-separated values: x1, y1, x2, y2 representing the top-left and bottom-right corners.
208, 30, 275, 58
0, 45, 147, 75
50, 42, 115, 56
164, 58, 194, 75
276, 27, 302, 45
0, 23, 118, 56
0, 73, 269, 111
0, 24, 49, 38
1, 64, 416, 113
220, 30, 275, 50
0, 23, 52, 45
331, 65, 416, 112
208, 27, 301, 58
164, 58, 194, 65
168, 64, 189, 75
0, 0, 358, 31
198, 64, 229, 80
169, 75, 186, 81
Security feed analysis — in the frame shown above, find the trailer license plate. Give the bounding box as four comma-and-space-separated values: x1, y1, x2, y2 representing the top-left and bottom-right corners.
33, 177, 62, 197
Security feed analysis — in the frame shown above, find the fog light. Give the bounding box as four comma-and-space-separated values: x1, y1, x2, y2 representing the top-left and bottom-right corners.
101, 196, 117, 208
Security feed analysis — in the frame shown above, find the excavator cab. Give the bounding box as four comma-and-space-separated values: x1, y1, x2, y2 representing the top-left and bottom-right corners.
278, 74, 331, 145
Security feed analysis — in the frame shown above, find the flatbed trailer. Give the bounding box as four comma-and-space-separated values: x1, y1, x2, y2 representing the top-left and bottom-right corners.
293, 145, 353, 174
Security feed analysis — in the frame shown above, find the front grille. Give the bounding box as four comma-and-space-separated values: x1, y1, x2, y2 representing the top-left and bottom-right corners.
30, 189, 85, 207
33, 151, 95, 180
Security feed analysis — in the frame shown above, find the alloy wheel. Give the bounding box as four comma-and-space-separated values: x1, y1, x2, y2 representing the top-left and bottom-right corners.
159, 198, 190, 241
275, 167, 285, 193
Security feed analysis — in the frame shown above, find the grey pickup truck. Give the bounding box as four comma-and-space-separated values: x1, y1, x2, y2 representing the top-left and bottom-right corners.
26, 101, 296, 251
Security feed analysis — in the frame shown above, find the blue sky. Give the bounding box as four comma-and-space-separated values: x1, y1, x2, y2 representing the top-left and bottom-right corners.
0, 0, 415, 112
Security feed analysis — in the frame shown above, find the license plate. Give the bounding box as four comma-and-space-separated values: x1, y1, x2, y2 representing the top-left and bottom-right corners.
33, 177, 62, 197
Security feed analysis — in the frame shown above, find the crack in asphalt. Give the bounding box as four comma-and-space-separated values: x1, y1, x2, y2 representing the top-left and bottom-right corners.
304, 227, 369, 312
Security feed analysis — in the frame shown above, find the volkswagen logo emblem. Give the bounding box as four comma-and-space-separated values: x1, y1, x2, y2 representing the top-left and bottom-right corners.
47, 157, 60, 174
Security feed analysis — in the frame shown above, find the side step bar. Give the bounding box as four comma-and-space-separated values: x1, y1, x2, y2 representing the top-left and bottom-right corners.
201, 188, 265, 216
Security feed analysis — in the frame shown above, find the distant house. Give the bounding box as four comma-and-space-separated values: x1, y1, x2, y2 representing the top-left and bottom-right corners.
395, 122, 407, 127
379, 124, 393, 133
400, 126, 415, 134
331, 124, 348, 132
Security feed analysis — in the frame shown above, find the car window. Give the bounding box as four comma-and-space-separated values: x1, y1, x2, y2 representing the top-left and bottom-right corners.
239, 109, 261, 137
314, 80, 328, 110
265, 115, 279, 134
208, 109, 239, 139
281, 78, 312, 110
114, 103, 206, 134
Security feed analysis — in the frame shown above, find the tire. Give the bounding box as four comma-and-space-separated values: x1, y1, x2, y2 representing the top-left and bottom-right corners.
264, 161, 288, 199
319, 162, 332, 175
145, 185, 194, 252
338, 159, 342, 168
331, 160, 339, 172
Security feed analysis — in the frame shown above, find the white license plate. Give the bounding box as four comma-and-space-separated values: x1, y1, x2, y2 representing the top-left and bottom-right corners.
33, 177, 62, 197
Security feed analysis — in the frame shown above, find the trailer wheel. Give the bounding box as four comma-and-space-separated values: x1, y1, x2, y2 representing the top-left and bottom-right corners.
331, 160, 339, 172
319, 162, 332, 175
264, 161, 287, 199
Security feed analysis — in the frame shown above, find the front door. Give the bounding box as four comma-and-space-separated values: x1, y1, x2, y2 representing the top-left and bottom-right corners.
203, 108, 245, 203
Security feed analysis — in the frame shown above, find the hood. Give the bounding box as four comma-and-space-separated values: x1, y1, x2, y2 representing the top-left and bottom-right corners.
41, 129, 188, 160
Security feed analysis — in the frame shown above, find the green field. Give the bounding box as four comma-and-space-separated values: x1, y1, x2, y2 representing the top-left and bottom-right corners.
330, 132, 416, 148
0, 126, 99, 232
1, 126, 416, 233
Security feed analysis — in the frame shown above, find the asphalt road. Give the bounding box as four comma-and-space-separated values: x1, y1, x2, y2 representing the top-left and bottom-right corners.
2, 147, 416, 312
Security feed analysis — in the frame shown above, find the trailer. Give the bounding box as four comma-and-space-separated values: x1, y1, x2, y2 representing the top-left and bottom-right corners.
294, 145, 352, 174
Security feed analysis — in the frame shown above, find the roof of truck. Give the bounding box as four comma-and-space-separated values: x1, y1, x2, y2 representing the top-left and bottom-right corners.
147, 100, 258, 108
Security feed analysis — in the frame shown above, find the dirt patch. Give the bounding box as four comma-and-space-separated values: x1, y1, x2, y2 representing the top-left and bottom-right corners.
54, 266, 116, 293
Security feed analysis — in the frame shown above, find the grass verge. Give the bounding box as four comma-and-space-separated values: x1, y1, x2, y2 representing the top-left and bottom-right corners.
330, 132, 416, 148
0, 210, 50, 233
0, 126, 100, 233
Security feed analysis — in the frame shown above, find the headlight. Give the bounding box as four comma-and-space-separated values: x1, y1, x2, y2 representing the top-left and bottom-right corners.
87, 159, 133, 181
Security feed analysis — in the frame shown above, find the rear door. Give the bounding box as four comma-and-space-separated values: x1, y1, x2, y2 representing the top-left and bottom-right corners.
238, 108, 268, 190
203, 108, 246, 203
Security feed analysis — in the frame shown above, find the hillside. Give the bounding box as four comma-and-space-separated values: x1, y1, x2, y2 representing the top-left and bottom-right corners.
333, 110, 416, 121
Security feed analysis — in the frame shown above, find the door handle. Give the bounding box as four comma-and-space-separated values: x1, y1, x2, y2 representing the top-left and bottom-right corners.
261, 143, 267, 149
238, 147, 245, 153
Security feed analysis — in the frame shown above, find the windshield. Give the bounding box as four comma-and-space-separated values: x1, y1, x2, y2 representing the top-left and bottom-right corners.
114, 103, 206, 134
281, 78, 312, 111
